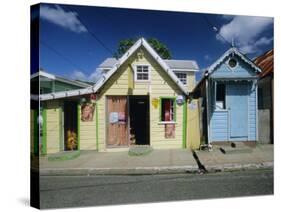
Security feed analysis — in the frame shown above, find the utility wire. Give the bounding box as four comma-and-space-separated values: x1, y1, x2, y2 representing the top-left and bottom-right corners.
202, 15, 233, 48
61, 5, 115, 57
40, 39, 87, 72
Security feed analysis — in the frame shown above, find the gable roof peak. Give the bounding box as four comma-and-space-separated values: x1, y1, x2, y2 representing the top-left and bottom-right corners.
207, 47, 261, 75
92, 37, 188, 95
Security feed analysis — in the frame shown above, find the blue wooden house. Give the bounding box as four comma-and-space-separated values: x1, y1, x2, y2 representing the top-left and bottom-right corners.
192, 47, 261, 145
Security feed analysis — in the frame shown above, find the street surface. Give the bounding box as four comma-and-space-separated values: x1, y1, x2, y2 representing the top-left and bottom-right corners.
40, 169, 273, 209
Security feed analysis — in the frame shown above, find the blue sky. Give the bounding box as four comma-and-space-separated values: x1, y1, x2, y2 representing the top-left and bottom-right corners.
37, 3, 273, 82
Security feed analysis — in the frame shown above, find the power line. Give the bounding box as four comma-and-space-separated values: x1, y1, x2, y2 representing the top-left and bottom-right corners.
40, 39, 87, 72
202, 15, 233, 48
61, 5, 115, 57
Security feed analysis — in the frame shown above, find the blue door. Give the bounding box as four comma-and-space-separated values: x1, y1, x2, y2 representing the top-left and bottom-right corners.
227, 82, 248, 138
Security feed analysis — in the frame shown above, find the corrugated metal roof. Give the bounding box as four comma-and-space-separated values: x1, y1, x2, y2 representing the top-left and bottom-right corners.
254, 49, 273, 78
164, 59, 199, 70
98, 58, 117, 68
98, 58, 199, 71
31, 70, 92, 88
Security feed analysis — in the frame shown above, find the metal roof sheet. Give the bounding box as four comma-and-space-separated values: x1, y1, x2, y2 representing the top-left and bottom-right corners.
254, 49, 273, 78
98, 58, 117, 68
31, 70, 92, 88
164, 59, 199, 70
98, 58, 199, 71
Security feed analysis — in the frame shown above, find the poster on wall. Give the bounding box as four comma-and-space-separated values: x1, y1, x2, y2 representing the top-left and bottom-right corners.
81, 103, 94, 122
109, 112, 119, 123
118, 111, 126, 124
165, 124, 175, 138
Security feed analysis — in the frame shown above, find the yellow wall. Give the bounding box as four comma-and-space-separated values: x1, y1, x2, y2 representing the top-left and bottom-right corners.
186, 99, 201, 150
43, 100, 98, 153
42, 48, 199, 153
97, 47, 185, 150
45, 100, 60, 153
186, 72, 196, 92
80, 104, 97, 150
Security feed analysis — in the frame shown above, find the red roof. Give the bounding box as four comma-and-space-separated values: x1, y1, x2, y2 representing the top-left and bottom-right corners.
254, 49, 273, 78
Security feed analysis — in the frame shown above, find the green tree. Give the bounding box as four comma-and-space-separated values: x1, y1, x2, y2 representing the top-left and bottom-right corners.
114, 38, 172, 59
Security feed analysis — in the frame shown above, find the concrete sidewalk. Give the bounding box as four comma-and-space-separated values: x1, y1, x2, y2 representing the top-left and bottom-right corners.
39, 144, 273, 176
196, 143, 273, 172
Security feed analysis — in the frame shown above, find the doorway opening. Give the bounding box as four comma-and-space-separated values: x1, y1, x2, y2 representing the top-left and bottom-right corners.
129, 96, 150, 145
64, 101, 78, 151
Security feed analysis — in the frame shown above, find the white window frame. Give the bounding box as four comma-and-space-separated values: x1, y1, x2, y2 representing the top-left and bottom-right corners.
174, 71, 187, 85
215, 82, 227, 111
134, 64, 151, 82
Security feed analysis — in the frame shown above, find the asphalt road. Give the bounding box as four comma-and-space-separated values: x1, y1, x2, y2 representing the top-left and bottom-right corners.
40, 169, 273, 209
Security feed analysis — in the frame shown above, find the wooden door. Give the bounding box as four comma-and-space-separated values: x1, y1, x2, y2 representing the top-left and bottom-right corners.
227, 82, 248, 138
107, 96, 128, 147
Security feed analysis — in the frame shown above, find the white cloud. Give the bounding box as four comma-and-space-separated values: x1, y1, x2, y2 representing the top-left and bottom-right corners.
41, 5, 87, 33
236, 36, 273, 54
217, 16, 273, 54
204, 54, 211, 61
238, 45, 257, 54
70, 70, 88, 81
255, 36, 273, 46
89, 69, 103, 82
70, 69, 103, 83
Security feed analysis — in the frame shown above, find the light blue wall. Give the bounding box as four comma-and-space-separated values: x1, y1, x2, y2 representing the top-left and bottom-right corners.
248, 84, 257, 141
210, 110, 228, 141
210, 82, 257, 142
208, 55, 258, 143
210, 56, 256, 79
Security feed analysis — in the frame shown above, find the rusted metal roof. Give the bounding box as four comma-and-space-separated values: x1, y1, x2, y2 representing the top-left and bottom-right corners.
254, 49, 273, 78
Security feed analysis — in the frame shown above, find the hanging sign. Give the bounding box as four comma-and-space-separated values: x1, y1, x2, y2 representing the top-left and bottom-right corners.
90, 94, 97, 104
176, 95, 185, 105
152, 98, 159, 109
90, 93, 97, 100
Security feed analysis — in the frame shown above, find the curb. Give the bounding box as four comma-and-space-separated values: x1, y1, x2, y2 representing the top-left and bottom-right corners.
205, 162, 273, 172
39, 162, 273, 176
40, 165, 199, 176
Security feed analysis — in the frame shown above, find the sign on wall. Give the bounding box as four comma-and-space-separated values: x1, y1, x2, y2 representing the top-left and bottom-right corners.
109, 112, 119, 124
188, 101, 197, 110
165, 124, 175, 138
176, 95, 185, 105
81, 103, 94, 122
152, 98, 159, 109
